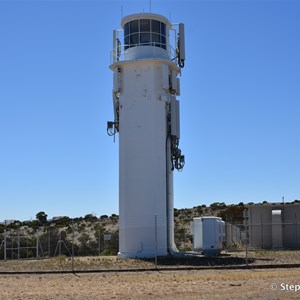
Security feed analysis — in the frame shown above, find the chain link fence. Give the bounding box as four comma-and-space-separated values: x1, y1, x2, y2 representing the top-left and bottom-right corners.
175, 221, 300, 251
0, 227, 118, 261
0, 219, 300, 272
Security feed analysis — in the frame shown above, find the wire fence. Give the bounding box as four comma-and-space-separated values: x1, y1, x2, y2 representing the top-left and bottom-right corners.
0, 221, 299, 272
0, 227, 118, 261
175, 221, 300, 251
1, 222, 300, 260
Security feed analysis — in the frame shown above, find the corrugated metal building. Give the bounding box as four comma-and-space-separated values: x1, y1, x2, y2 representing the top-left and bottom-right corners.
247, 203, 300, 249
225, 223, 242, 247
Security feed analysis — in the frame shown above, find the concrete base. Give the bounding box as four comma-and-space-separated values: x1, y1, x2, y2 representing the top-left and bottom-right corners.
117, 250, 168, 259
202, 249, 221, 257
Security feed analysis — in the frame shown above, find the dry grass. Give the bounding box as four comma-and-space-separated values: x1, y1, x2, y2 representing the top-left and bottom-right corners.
0, 251, 300, 299
0, 269, 300, 299
0, 250, 299, 272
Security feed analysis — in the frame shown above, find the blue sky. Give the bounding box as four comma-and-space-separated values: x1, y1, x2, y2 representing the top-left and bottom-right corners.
0, 0, 299, 221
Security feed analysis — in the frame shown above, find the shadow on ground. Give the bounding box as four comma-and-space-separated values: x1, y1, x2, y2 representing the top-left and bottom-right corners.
143, 254, 254, 267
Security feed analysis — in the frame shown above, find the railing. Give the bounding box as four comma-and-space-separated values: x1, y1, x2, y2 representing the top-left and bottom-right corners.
110, 42, 178, 65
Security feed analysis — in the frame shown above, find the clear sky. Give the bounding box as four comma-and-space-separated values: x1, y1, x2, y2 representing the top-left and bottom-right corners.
0, 0, 299, 221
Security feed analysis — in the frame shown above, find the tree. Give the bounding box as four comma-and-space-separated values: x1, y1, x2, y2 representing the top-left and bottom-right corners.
84, 214, 97, 222
217, 205, 244, 223
210, 202, 227, 210
36, 211, 48, 224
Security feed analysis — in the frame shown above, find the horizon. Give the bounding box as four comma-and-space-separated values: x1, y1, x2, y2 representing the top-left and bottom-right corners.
2, 199, 300, 222
1, 0, 299, 221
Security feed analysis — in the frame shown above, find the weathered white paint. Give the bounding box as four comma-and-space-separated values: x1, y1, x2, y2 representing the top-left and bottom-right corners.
110, 13, 182, 258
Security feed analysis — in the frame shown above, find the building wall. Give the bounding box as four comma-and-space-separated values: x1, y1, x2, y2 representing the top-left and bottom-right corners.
247, 204, 300, 249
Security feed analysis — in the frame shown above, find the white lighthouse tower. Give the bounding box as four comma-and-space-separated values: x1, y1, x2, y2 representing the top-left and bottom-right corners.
108, 13, 185, 258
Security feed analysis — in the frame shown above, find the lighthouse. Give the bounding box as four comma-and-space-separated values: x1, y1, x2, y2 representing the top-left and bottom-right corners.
108, 13, 185, 258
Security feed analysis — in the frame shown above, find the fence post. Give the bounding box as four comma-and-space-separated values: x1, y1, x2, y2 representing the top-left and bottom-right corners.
244, 209, 249, 267
72, 220, 75, 272
183, 226, 186, 252
260, 213, 263, 248
4, 229, 7, 261
98, 231, 101, 256
48, 229, 51, 257
154, 214, 158, 269
36, 230, 39, 259
11, 232, 13, 259
295, 214, 298, 248
17, 230, 20, 260
59, 231, 62, 256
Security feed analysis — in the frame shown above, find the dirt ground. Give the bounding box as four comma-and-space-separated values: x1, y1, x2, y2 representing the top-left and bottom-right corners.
0, 268, 300, 300
0, 250, 299, 272
0, 251, 300, 299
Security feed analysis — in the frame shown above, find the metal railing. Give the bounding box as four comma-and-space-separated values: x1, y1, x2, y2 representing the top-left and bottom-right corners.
110, 43, 177, 64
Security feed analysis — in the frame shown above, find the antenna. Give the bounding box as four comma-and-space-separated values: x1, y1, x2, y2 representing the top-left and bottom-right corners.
121, 5, 123, 18
150, 0, 152, 12
178, 23, 185, 68
179, 24, 185, 61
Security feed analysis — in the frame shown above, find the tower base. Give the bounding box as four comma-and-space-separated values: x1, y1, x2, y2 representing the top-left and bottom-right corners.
117, 250, 168, 259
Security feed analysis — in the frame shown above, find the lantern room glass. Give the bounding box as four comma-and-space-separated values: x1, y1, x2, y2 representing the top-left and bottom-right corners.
124, 19, 167, 50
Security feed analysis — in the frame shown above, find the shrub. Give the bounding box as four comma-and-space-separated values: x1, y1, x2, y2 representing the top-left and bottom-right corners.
210, 202, 227, 210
